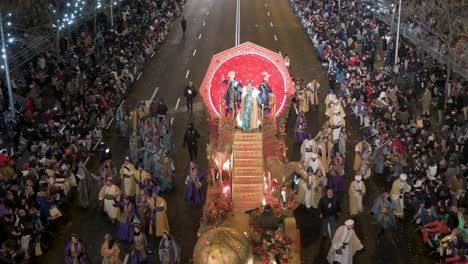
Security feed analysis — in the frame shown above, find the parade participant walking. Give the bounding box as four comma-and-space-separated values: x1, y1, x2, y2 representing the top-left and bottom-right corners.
64, 234, 91, 264
318, 136, 334, 173
180, 16, 187, 34
319, 188, 341, 239
390, 174, 412, 219
295, 112, 309, 144
100, 234, 122, 264
349, 175, 366, 218
327, 219, 364, 264
99, 179, 122, 224
305, 152, 326, 177
114, 196, 136, 243
159, 230, 180, 264
119, 157, 137, 197
148, 188, 170, 237
76, 162, 91, 209
307, 77, 320, 109
185, 161, 204, 204
184, 81, 197, 113
301, 134, 318, 166
371, 192, 397, 240
130, 223, 149, 264
183, 123, 200, 161
353, 136, 372, 172
134, 163, 151, 194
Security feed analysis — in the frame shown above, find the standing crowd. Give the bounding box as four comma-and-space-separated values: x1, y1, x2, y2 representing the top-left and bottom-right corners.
0, 0, 199, 263
291, 0, 467, 263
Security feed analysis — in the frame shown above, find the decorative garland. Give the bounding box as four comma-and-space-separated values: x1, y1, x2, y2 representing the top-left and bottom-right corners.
197, 191, 233, 237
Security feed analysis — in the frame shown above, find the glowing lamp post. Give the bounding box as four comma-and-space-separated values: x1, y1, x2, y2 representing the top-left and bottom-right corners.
0, 11, 15, 119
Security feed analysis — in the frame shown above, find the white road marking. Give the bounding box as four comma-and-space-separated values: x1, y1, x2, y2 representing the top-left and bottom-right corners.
106, 100, 126, 129
274, 34, 278, 41
267, 12, 270, 16
170, 117, 175, 126
193, 49, 197, 56
92, 138, 102, 151
279, 51, 282, 56
198, 33, 202, 39
265, 3, 268, 7
203, 21, 206, 26
151, 52, 155, 58
136, 72, 142, 80
270, 22, 274, 28
149, 87, 160, 104
175, 97, 181, 110
185, 70, 190, 79
207, 11, 209, 15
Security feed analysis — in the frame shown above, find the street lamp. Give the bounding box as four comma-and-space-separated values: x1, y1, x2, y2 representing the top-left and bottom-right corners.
393, 0, 402, 71
0, 11, 15, 119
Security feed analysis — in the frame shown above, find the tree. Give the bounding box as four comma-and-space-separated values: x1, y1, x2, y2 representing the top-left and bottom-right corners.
402, 0, 468, 98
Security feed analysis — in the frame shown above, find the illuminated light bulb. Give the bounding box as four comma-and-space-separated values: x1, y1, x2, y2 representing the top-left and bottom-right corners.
8, 38, 13, 43
1, 65, 4, 69
7, 22, 11, 26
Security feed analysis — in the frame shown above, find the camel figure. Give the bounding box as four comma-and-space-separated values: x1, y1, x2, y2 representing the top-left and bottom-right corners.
206, 141, 233, 186
265, 156, 308, 197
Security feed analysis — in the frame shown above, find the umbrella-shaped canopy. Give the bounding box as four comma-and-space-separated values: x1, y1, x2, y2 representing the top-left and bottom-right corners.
200, 42, 295, 119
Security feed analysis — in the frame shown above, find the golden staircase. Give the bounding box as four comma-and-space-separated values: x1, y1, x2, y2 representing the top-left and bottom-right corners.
232, 131, 265, 209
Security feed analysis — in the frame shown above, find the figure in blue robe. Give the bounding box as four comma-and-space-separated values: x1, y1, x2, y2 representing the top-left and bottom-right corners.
129, 132, 140, 164
259, 74, 274, 116
114, 197, 135, 243
222, 72, 243, 116
184, 162, 205, 204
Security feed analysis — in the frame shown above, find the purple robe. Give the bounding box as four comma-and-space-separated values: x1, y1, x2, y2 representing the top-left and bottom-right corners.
114, 202, 136, 242
328, 159, 346, 193
64, 240, 90, 264
184, 167, 205, 204
130, 231, 149, 264
295, 115, 308, 144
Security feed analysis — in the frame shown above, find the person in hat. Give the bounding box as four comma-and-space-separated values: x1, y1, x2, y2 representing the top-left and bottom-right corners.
298, 166, 324, 209
135, 188, 150, 232
329, 107, 346, 146
114, 196, 136, 242
324, 89, 337, 116
148, 188, 169, 237
371, 192, 397, 240
328, 152, 346, 200
120, 157, 137, 197
76, 161, 91, 209
99, 178, 122, 224
296, 86, 310, 113
100, 234, 122, 264
390, 173, 412, 218
222, 71, 243, 116
184, 161, 204, 204
304, 152, 326, 178
327, 219, 363, 264
158, 149, 175, 193
130, 223, 149, 264
256, 204, 280, 231
259, 72, 274, 116
159, 230, 180, 264
295, 111, 309, 144
237, 80, 261, 131
129, 132, 140, 164
183, 123, 200, 161
64, 234, 91, 264
306, 77, 320, 110
134, 163, 152, 194
353, 136, 372, 172
300, 133, 318, 167
327, 99, 345, 119
318, 136, 334, 173
349, 175, 366, 217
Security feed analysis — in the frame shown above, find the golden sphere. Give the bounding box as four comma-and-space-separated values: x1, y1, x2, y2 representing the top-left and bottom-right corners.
193, 227, 253, 264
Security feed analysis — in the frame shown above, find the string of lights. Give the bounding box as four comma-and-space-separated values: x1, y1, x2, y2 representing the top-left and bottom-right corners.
49, 1, 88, 31
0, 12, 15, 118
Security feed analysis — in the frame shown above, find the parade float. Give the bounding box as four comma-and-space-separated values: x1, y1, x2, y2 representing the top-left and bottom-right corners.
195, 42, 304, 263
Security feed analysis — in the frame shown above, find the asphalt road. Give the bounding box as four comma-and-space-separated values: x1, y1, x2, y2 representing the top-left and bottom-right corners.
36, 0, 433, 263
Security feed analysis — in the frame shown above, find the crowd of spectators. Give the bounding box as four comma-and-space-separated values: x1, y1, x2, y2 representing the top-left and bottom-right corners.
0, 0, 183, 262
291, 0, 467, 262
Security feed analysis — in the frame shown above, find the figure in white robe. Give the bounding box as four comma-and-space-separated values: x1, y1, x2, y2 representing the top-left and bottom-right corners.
304, 153, 326, 177
300, 134, 318, 167
349, 175, 366, 217
324, 90, 337, 117
99, 180, 122, 222
330, 109, 346, 144
119, 158, 137, 197
327, 220, 364, 264
390, 174, 412, 218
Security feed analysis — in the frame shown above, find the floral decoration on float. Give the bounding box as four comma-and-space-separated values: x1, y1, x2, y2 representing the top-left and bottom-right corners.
247, 191, 298, 263
197, 191, 233, 237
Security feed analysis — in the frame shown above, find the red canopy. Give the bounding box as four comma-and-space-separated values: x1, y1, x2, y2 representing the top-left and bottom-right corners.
199, 42, 295, 119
